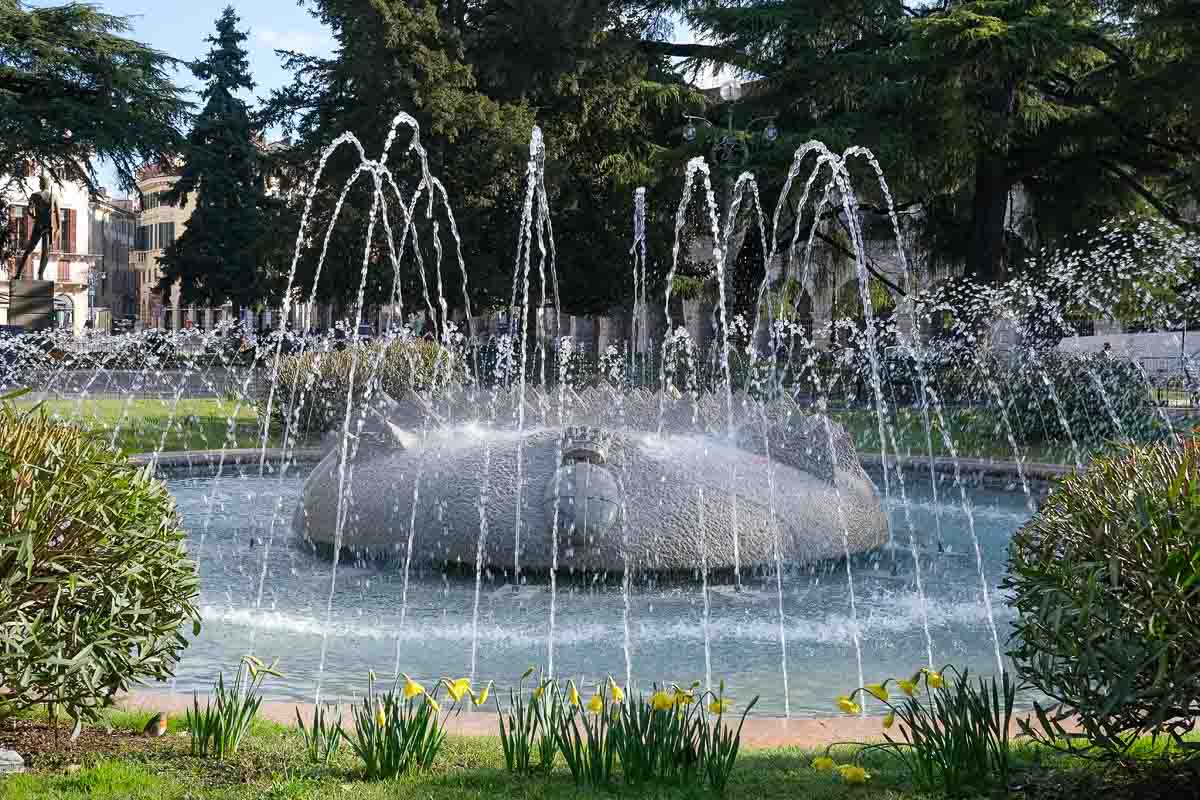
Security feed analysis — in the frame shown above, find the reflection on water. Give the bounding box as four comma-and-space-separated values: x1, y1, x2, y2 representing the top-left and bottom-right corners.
167, 471, 1029, 716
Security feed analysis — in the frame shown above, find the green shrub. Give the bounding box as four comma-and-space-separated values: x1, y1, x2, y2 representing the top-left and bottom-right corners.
188, 656, 280, 759
264, 339, 464, 438
0, 394, 201, 723
1005, 439, 1200, 758
993, 351, 1163, 445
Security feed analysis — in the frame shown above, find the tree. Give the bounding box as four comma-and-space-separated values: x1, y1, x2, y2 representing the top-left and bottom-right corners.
640, 0, 1200, 288
0, 0, 186, 261
155, 7, 265, 317
261, 0, 695, 322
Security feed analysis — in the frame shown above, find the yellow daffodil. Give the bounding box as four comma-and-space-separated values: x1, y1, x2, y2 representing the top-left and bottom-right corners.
568, 683, 581, 708
838, 765, 870, 785
445, 678, 471, 702
896, 678, 918, 697
374, 706, 386, 728
811, 756, 836, 772
608, 680, 625, 704
883, 711, 895, 729
402, 674, 425, 700
586, 694, 604, 714
533, 683, 547, 702
925, 670, 944, 689
673, 689, 695, 707
709, 697, 732, 715
865, 682, 889, 701
650, 691, 673, 712
472, 682, 492, 706
521, 666, 536, 681
836, 695, 861, 715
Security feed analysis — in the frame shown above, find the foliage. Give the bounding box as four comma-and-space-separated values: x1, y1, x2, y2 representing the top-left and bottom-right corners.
260, 0, 696, 316
0, 393, 200, 724
1005, 438, 1200, 760
0, 0, 186, 207
187, 656, 281, 760
831, 667, 1015, 797
156, 6, 269, 314
265, 337, 464, 437
349, 672, 479, 779
297, 703, 343, 765
990, 351, 1164, 445
496, 667, 559, 773
554, 679, 618, 787
648, 0, 1200, 287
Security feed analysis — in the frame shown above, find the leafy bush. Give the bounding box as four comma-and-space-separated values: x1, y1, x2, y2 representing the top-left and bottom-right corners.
0, 394, 201, 723
188, 656, 280, 759
992, 351, 1163, 445
830, 667, 1014, 796
263, 338, 464, 438
1005, 439, 1200, 758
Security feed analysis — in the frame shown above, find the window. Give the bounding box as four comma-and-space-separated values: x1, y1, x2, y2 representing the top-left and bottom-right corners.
7, 205, 28, 252
59, 209, 71, 252
135, 222, 176, 251
141, 191, 171, 210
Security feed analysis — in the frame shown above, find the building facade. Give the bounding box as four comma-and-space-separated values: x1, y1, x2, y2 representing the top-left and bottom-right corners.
1, 175, 131, 334
132, 162, 201, 330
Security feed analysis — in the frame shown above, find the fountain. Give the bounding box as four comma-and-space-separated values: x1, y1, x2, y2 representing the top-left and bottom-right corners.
3, 110, 1195, 716
293, 389, 891, 572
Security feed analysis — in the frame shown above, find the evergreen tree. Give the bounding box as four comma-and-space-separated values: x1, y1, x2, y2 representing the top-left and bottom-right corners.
261, 0, 694, 318
0, 0, 186, 261
156, 6, 264, 317
642, 0, 1200, 288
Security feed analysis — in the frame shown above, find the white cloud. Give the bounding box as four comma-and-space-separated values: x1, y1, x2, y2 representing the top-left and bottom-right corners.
256, 28, 334, 56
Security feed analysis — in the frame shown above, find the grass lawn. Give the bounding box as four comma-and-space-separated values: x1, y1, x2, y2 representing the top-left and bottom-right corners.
3, 710, 927, 800
5, 708, 1196, 800
18, 398, 287, 454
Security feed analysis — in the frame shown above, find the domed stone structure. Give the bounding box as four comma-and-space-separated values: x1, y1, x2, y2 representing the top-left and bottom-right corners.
294, 387, 889, 572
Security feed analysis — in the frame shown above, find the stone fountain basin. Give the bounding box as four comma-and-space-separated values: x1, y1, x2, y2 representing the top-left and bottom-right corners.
294, 424, 889, 572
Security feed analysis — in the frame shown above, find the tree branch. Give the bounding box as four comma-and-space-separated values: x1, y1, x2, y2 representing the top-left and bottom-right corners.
1099, 160, 1196, 229
638, 40, 777, 77
818, 225, 908, 297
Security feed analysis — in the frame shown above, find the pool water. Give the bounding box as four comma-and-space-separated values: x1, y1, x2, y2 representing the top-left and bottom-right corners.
166, 470, 1030, 716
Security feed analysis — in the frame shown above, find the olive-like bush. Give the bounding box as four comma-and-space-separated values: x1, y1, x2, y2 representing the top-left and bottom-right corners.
1005, 438, 1200, 757
0, 395, 201, 723
263, 338, 465, 438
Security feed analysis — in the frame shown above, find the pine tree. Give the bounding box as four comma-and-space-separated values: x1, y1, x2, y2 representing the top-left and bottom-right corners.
0, 0, 186, 261
642, 0, 1200, 287
156, 6, 264, 318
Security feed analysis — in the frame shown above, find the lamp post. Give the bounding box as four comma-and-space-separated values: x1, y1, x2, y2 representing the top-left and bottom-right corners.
682, 79, 780, 169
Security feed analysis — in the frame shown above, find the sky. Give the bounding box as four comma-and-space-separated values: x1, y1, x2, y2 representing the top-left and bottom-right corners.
45, 0, 719, 193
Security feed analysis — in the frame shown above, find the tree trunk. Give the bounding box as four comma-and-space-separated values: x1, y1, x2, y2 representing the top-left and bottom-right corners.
965, 78, 1019, 285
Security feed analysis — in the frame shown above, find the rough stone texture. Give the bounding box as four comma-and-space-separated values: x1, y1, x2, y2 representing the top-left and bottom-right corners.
0, 748, 26, 775
295, 387, 889, 571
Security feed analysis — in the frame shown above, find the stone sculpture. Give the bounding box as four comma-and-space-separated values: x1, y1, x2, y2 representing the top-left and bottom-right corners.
294, 387, 890, 573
